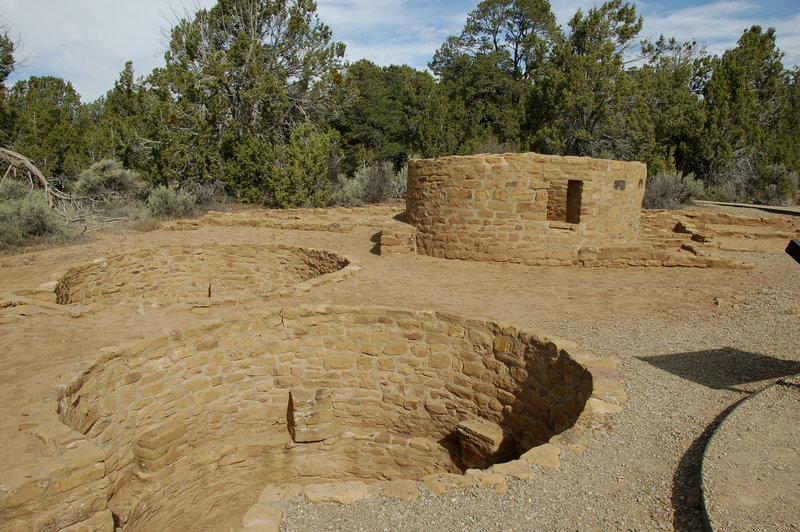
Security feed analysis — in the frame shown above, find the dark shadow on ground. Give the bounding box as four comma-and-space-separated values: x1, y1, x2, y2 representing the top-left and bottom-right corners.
393, 212, 408, 223
671, 399, 744, 532
369, 231, 381, 255
638, 348, 800, 392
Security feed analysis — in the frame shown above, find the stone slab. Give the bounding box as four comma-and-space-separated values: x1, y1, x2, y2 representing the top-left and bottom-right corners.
304, 481, 368, 505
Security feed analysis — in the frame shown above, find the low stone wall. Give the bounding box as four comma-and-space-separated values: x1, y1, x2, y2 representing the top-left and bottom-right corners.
379, 220, 417, 255
55, 244, 354, 306
407, 153, 647, 265
0, 306, 626, 531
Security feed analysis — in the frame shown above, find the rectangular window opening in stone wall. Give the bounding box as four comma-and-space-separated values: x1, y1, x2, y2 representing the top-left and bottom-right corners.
546, 180, 582, 224
566, 180, 582, 224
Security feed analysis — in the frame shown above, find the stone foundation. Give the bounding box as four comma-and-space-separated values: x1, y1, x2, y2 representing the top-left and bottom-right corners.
0, 306, 625, 531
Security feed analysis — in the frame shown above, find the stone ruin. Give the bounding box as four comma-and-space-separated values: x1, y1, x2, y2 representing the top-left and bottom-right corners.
0, 154, 641, 531
55, 243, 356, 307
382, 152, 650, 265
0, 304, 624, 530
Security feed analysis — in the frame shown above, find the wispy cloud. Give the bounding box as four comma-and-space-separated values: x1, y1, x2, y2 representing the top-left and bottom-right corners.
638, 0, 800, 64
317, 0, 470, 69
2, 0, 215, 100
1, 0, 798, 103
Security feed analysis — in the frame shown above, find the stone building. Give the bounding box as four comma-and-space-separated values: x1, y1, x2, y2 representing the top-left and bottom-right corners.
406, 152, 647, 266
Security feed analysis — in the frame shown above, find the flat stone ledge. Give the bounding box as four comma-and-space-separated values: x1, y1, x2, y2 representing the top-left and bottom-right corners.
303, 481, 369, 505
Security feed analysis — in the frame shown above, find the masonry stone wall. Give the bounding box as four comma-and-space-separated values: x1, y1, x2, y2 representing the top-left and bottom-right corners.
407, 153, 647, 265
55, 244, 351, 306
0, 306, 607, 531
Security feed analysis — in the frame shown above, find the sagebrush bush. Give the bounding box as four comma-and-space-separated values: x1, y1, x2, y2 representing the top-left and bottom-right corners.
0, 221, 23, 249
0, 179, 32, 201
756, 164, 799, 206
181, 179, 231, 206
643, 171, 705, 210
147, 186, 196, 219
74, 159, 149, 201
332, 162, 407, 206
707, 182, 742, 203
0, 189, 74, 250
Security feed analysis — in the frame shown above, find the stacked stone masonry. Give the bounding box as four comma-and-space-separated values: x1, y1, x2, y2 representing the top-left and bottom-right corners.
55, 243, 353, 306
407, 152, 647, 266
0, 306, 625, 531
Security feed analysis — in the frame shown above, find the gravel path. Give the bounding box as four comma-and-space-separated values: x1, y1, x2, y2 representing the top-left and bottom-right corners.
703, 377, 800, 531
280, 251, 800, 531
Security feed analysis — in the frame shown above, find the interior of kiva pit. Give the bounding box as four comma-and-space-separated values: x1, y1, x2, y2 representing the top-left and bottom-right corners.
56, 306, 606, 531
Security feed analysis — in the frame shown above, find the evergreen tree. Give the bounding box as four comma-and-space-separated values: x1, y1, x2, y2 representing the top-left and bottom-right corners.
699, 26, 788, 194
0, 24, 17, 146
145, 0, 345, 203
6, 76, 84, 179
430, 0, 556, 150
526, 0, 642, 157
632, 36, 708, 175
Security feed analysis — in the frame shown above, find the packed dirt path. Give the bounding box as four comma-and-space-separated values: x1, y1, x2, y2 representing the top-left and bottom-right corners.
1, 205, 798, 530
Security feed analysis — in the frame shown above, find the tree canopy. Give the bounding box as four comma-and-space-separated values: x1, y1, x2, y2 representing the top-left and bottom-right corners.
1, 0, 799, 208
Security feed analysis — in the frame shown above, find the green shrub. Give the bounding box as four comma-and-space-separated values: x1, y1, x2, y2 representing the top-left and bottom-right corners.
147, 186, 196, 219
74, 159, 149, 200
0, 179, 32, 201
181, 179, 231, 206
386, 165, 407, 201
756, 164, 799, 206
332, 162, 407, 206
643, 171, 705, 210
332, 173, 365, 207
707, 182, 742, 203
0, 221, 23, 248
0, 189, 74, 250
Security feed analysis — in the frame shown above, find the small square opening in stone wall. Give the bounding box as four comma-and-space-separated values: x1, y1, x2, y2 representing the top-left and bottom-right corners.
547, 180, 582, 224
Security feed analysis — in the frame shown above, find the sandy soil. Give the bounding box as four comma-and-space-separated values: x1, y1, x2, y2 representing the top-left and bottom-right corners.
0, 204, 797, 530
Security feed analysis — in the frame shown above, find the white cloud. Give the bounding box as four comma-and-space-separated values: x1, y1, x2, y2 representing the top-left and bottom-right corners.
1, 0, 215, 100
1, 0, 797, 103
316, 0, 470, 69
639, 0, 800, 66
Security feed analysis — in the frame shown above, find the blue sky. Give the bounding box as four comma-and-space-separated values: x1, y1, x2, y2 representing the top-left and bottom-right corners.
1, 0, 799, 102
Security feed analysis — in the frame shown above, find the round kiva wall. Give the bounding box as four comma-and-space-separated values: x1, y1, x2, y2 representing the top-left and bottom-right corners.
407, 152, 647, 266
55, 244, 354, 306
56, 307, 599, 530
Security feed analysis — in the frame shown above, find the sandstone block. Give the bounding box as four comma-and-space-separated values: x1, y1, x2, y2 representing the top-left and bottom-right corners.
549, 426, 591, 455
383, 341, 408, 356
464, 469, 508, 494
288, 389, 336, 443
422, 473, 474, 495
456, 418, 514, 469
520, 443, 561, 469
490, 459, 535, 480
241, 503, 282, 531
376, 479, 420, 501
258, 483, 302, 503
58, 509, 115, 532
50, 462, 105, 494
304, 481, 368, 504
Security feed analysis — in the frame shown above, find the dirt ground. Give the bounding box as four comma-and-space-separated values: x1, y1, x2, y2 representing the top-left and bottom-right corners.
0, 204, 798, 530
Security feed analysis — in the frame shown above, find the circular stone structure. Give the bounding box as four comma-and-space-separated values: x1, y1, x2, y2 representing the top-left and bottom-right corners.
701, 375, 800, 530
36, 306, 623, 530
407, 152, 647, 266
55, 243, 355, 306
